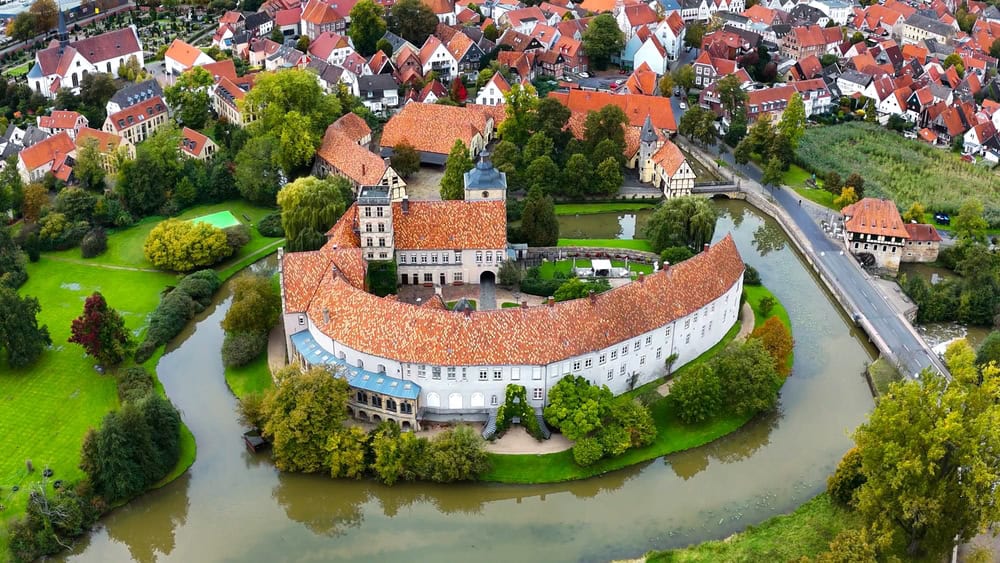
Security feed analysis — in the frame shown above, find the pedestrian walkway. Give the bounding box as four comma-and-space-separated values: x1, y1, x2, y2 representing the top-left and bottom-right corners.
267, 323, 287, 374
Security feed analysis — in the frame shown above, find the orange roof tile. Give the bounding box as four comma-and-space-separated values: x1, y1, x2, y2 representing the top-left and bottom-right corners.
904, 223, 942, 242
651, 140, 686, 176
19, 131, 75, 171
38, 110, 83, 130
284, 235, 745, 366
75, 127, 124, 154
842, 198, 909, 238
104, 96, 168, 133
392, 200, 506, 249
180, 127, 212, 157
317, 131, 388, 185
199, 59, 238, 82
548, 89, 676, 131
165, 39, 210, 68
327, 112, 371, 143
380, 103, 494, 155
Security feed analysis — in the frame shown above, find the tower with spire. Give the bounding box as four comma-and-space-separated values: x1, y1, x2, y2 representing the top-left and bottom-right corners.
638, 114, 660, 184
57, 0, 69, 51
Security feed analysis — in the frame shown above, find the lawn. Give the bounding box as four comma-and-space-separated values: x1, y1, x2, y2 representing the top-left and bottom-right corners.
557, 238, 654, 252
867, 357, 901, 398
500, 302, 521, 308
3, 63, 29, 77
224, 353, 274, 400
0, 201, 283, 552
554, 202, 658, 216
483, 283, 792, 484
536, 258, 654, 279
445, 299, 477, 310
796, 122, 1000, 223
782, 163, 837, 210
646, 493, 862, 562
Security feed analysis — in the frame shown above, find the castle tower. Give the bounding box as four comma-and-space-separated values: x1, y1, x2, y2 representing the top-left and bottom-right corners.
357, 186, 394, 262
463, 150, 507, 201
638, 114, 658, 183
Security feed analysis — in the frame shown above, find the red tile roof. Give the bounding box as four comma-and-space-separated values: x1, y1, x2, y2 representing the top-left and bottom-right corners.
36, 28, 141, 76
651, 140, 686, 176
75, 127, 124, 154
283, 235, 744, 366
392, 200, 506, 249
842, 198, 909, 238
317, 130, 388, 185
275, 7, 301, 26
104, 96, 168, 133
380, 103, 495, 155
327, 112, 371, 143
904, 223, 942, 242
38, 110, 83, 131
199, 59, 238, 83
165, 39, 209, 69
302, 0, 347, 24
548, 89, 676, 131
19, 131, 75, 171
180, 127, 212, 157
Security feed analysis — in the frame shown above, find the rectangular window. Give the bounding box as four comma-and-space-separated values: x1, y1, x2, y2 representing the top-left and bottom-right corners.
493, 369, 503, 381
421, 254, 428, 263
476, 251, 483, 262
496, 251, 503, 262
398, 254, 406, 264
634, 340, 640, 351
611, 350, 618, 360
365, 224, 372, 232
378, 223, 385, 232
453, 272, 463, 282
479, 369, 488, 381
379, 252, 388, 259
694, 313, 698, 323
656, 347, 662, 359
376, 207, 384, 217
418, 365, 426, 378
645, 336, 652, 346
423, 273, 433, 282
491, 394, 499, 406
620, 365, 626, 376
485, 253, 492, 262
532, 367, 542, 380
684, 319, 690, 329
378, 238, 385, 247
571, 361, 581, 371
607, 369, 614, 380
599, 354, 607, 365
432, 367, 441, 380
640, 355, 646, 366
455, 251, 462, 262
442, 253, 449, 263
364, 206, 371, 217
665, 327, 671, 337
701, 326, 706, 338
410, 255, 417, 263
431, 254, 438, 264
622, 345, 629, 356
447, 367, 456, 380
533, 388, 543, 400
366, 238, 373, 246
686, 334, 691, 344
511, 367, 520, 380
584, 358, 593, 368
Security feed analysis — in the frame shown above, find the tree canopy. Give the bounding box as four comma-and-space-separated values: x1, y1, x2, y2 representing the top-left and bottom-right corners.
117, 126, 183, 217
164, 67, 214, 129
349, 0, 387, 56
581, 14, 625, 70
0, 286, 50, 368
277, 175, 351, 251
440, 139, 473, 200
389, 0, 439, 45
644, 196, 718, 253
519, 185, 559, 246
69, 292, 131, 366
544, 374, 614, 440
143, 219, 233, 272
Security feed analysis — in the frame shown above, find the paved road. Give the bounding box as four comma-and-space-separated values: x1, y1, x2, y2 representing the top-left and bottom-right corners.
479, 275, 497, 311
699, 143, 946, 378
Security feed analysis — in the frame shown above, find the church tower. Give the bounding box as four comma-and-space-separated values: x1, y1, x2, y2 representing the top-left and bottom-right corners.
463, 150, 507, 201
57, 1, 69, 51
638, 114, 659, 183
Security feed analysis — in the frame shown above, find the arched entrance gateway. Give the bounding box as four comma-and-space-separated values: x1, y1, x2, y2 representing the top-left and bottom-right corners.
480, 270, 496, 284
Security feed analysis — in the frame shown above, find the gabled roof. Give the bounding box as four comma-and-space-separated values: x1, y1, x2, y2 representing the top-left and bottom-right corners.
326, 112, 371, 143
199, 59, 239, 83
165, 39, 210, 68
19, 131, 75, 171
423, 0, 454, 14
650, 140, 686, 176
180, 127, 212, 157
75, 127, 124, 154
35, 27, 141, 76
309, 31, 351, 60
419, 35, 448, 66
38, 110, 83, 130
548, 90, 676, 131
624, 3, 658, 27
484, 71, 511, 94
380, 103, 495, 155
317, 128, 388, 185
302, 0, 346, 25
359, 73, 400, 94
104, 96, 167, 133
275, 8, 301, 26
842, 198, 909, 238
904, 223, 942, 242
392, 200, 506, 250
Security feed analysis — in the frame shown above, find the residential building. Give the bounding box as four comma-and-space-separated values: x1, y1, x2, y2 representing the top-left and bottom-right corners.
634, 116, 696, 197
180, 127, 218, 160
212, 76, 257, 127
901, 14, 956, 45
475, 72, 510, 105
309, 31, 354, 66
301, 0, 348, 37
548, 89, 677, 131
245, 11, 275, 39
314, 113, 406, 198
780, 24, 841, 59
841, 198, 910, 273
358, 74, 401, 114
28, 25, 143, 98
380, 103, 501, 164
75, 127, 133, 173
101, 96, 169, 145
164, 39, 215, 76
17, 131, 75, 183
902, 223, 941, 263
37, 110, 87, 140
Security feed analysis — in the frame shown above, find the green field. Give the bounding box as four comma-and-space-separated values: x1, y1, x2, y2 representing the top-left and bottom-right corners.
557, 238, 654, 252
0, 201, 283, 553
483, 284, 790, 484
189, 210, 241, 229
3, 63, 29, 77
554, 202, 657, 216
224, 353, 274, 400
647, 493, 861, 562
781, 164, 838, 210
796, 122, 1000, 222
536, 258, 654, 279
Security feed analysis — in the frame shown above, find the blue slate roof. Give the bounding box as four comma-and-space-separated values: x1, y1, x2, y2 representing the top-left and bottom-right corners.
290, 331, 421, 400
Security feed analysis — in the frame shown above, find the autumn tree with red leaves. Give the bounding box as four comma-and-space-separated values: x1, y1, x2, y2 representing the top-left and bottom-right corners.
450, 79, 467, 103
69, 292, 131, 366
750, 316, 794, 376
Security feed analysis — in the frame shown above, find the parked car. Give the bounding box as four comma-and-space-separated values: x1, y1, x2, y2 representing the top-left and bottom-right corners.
934, 213, 950, 225
679, 101, 687, 110
579, 71, 590, 78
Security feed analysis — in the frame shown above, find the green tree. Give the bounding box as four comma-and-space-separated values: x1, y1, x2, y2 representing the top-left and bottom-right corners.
262, 365, 350, 473
844, 172, 864, 198
440, 139, 473, 200
761, 156, 783, 188
522, 131, 554, 163
235, 135, 283, 204
376, 37, 394, 58
117, 125, 183, 217
526, 155, 561, 194
717, 338, 781, 416
484, 22, 499, 41
833, 186, 858, 208
222, 274, 282, 334
270, 27, 284, 43
534, 97, 572, 150
425, 425, 489, 482
73, 138, 106, 192
520, 185, 559, 246
164, 66, 214, 129
854, 341, 1000, 557
553, 277, 611, 301
543, 375, 613, 440
777, 92, 806, 150
0, 156, 24, 217
0, 225, 27, 289
583, 105, 627, 158
824, 170, 843, 195
668, 363, 722, 423
370, 422, 413, 485
678, 105, 717, 146
991, 38, 1000, 59
561, 153, 593, 197
143, 218, 233, 271
8, 12, 36, 41
610, 398, 655, 447
581, 13, 624, 70
349, 0, 387, 56
684, 19, 705, 50
0, 287, 51, 368
590, 138, 622, 169
716, 74, 748, 120
976, 331, 1000, 367
901, 201, 925, 224
953, 198, 988, 243
644, 196, 718, 252
498, 83, 539, 146
827, 447, 866, 507
595, 157, 623, 197
943, 53, 965, 78
69, 292, 131, 366
673, 64, 695, 95
79, 72, 118, 125
326, 426, 369, 479
658, 73, 674, 97
660, 245, 694, 265
390, 141, 420, 178
389, 0, 439, 45
277, 175, 349, 251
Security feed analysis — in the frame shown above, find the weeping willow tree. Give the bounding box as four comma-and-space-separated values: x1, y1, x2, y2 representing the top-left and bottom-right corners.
644, 196, 718, 253
277, 175, 352, 252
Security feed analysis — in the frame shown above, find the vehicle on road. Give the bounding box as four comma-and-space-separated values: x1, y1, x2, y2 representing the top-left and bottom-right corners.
579, 71, 590, 78
679, 101, 687, 109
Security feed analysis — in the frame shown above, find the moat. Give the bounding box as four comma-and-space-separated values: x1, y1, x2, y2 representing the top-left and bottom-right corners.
60, 201, 875, 562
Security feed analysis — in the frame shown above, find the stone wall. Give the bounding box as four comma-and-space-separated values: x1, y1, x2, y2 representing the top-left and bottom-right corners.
902, 240, 940, 263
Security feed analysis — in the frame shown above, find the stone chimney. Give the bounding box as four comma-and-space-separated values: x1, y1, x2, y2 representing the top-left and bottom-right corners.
588, 290, 596, 303
463, 308, 471, 318
703, 243, 710, 252
401, 195, 410, 214
663, 261, 671, 272
521, 301, 528, 309
547, 296, 555, 307
638, 272, 645, 283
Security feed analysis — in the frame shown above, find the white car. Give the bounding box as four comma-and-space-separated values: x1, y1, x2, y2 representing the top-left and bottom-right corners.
679, 101, 687, 110
579, 71, 590, 78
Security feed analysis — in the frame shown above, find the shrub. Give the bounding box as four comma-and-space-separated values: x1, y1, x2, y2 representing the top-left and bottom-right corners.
80, 228, 107, 258
175, 269, 221, 305
224, 224, 251, 253
38, 213, 90, 250
520, 275, 563, 297
425, 425, 490, 482
117, 366, 154, 403
497, 259, 523, 288
135, 270, 222, 362
743, 265, 761, 285
827, 447, 866, 507
750, 316, 794, 376
598, 424, 630, 457
660, 246, 694, 265
143, 218, 232, 272
257, 213, 285, 237
237, 392, 268, 429
572, 436, 604, 466
222, 330, 268, 367
364, 260, 397, 297
758, 295, 775, 317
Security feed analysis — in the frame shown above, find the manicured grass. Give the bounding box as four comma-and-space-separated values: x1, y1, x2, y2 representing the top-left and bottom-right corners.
445, 299, 477, 310
796, 122, 1000, 221
536, 258, 654, 279
3, 63, 29, 77
782, 163, 839, 210
554, 202, 657, 216
224, 353, 274, 400
501, 302, 521, 308
868, 357, 901, 398
745, 285, 791, 330
189, 210, 241, 229
49, 200, 279, 269
646, 493, 862, 562
781, 162, 814, 188
557, 238, 654, 252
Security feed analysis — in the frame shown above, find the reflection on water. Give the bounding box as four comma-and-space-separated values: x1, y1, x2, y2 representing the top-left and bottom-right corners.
63, 202, 875, 563
556, 211, 652, 240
